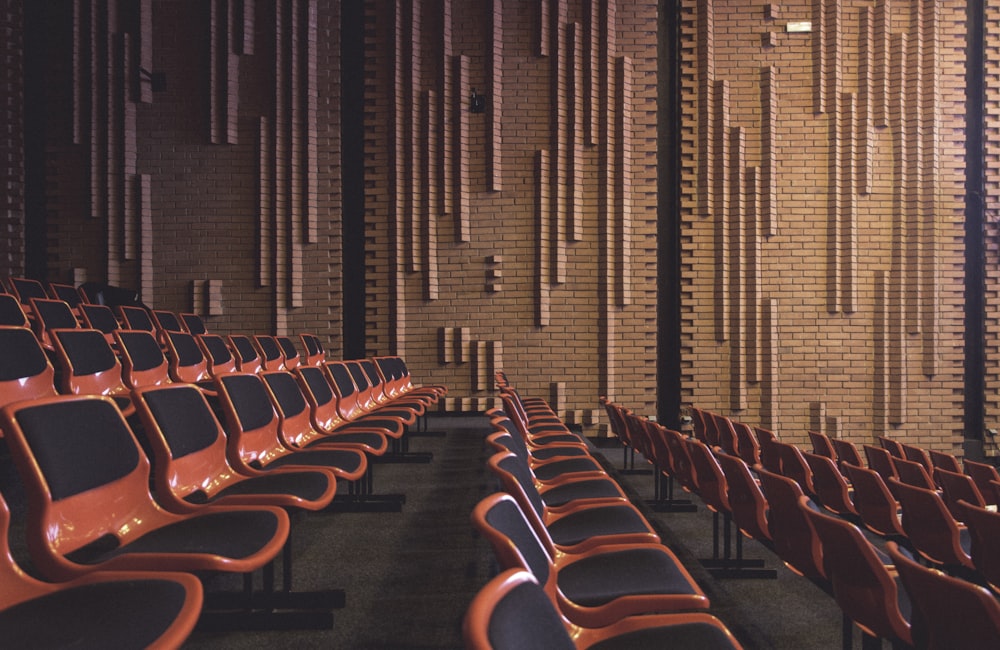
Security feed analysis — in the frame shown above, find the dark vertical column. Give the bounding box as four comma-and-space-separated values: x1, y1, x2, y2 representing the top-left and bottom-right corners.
966, 0, 986, 442
657, 0, 681, 429
342, 0, 366, 358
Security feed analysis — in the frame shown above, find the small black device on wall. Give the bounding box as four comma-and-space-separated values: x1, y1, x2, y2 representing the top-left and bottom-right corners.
470, 88, 486, 114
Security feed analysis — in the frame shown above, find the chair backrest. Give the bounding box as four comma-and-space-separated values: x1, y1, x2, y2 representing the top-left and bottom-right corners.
197, 333, 238, 377
830, 438, 864, 470
928, 449, 961, 474
731, 420, 761, 466
892, 456, 936, 491
253, 335, 285, 371
886, 540, 1000, 650
471, 493, 556, 598
711, 413, 738, 457
802, 450, 858, 518
807, 431, 836, 459
802, 500, 912, 645
114, 329, 171, 390
863, 444, 898, 481
462, 568, 576, 650
754, 426, 781, 473
933, 467, 985, 520
878, 436, 905, 458
30, 298, 79, 349
715, 453, 771, 542
956, 499, 1000, 591
163, 330, 213, 385
228, 335, 262, 374
755, 468, 825, 580
275, 335, 300, 370
0, 395, 161, 580
117, 305, 156, 332
963, 459, 1000, 507
324, 361, 365, 420
841, 463, 906, 539
773, 441, 815, 496
685, 438, 730, 514
50, 328, 131, 410
0, 293, 29, 327
261, 369, 327, 449
179, 313, 207, 336
47, 282, 86, 310
214, 372, 293, 470
7, 277, 48, 309
888, 477, 973, 569
132, 383, 240, 511
657, 425, 697, 494
900, 443, 933, 473
300, 333, 326, 367
151, 310, 186, 340
294, 365, 346, 432
0, 326, 57, 410
79, 303, 121, 343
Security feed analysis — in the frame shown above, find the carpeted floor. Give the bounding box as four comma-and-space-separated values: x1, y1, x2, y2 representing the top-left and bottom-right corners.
181, 413, 857, 649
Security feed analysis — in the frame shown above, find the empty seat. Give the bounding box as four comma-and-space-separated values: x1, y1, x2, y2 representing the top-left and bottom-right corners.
888, 477, 974, 572
179, 312, 207, 336
462, 568, 742, 650
0, 488, 203, 649
115, 329, 173, 390
0, 326, 58, 410
79, 303, 122, 345
50, 328, 135, 416
30, 298, 80, 350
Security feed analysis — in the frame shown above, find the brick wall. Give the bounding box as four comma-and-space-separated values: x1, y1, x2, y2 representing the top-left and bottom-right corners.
0, 0, 24, 276
681, 0, 967, 451
14, 0, 976, 441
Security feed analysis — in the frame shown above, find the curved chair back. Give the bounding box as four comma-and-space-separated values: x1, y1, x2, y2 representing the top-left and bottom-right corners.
755, 468, 824, 580
802, 450, 858, 518
716, 453, 771, 543
841, 463, 906, 539
956, 499, 1000, 591
802, 501, 911, 646
888, 477, 973, 570
886, 541, 1000, 650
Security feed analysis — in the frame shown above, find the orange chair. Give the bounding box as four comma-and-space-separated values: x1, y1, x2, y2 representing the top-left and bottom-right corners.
830, 437, 864, 471
730, 420, 762, 467
957, 499, 1000, 592
228, 334, 263, 374
755, 468, 826, 582
0, 326, 58, 413
275, 335, 301, 370
934, 467, 987, 520
0, 395, 289, 579
462, 568, 743, 650
878, 436, 905, 458
488, 451, 660, 555
179, 312, 207, 335
0, 293, 29, 327
253, 335, 286, 371
197, 333, 239, 378
79, 303, 121, 345
888, 477, 974, 572
162, 330, 216, 392
887, 540, 1000, 650
293, 365, 393, 449
802, 450, 859, 519
964, 459, 1000, 507
117, 304, 156, 333
893, 456, 937, 491
807, 430, 836, 460
0, 487, 203, 649
299, 333, 326, 367
928, 449, 962, 474
133, 382, 339, 514
472, 492, 709, 628
50, 328, 135, 416
802, 499, 912, 648
715, 453, 773, 550
29, 298, 79, 351
863, 444, 898, 482
5, 276, 48, 318
841, 463, 907, 541
213, 372, 368, 485
114, 329, 173, 390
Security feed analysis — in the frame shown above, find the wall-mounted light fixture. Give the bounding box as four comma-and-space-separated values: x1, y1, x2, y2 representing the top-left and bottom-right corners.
470, 88, 486, 114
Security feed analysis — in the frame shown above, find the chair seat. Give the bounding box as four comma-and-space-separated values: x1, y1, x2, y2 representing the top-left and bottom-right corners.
546, 506, 655, 548
187, 470, 333, 504
66, 509, 282, 565
263, 447, 368, 479
302, 430, 388, 455
586, 620, 741, 650
533, 457, 605, 481
0, 578, 194, 650
558, 547, 704, 608
541, 479, 625, 507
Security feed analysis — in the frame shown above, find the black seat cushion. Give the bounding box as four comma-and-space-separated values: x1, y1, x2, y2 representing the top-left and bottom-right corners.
557, 547, 700, 607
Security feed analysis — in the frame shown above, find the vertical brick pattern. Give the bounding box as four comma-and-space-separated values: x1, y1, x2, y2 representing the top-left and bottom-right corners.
681, 0, 965, 447
614, 55, 631, 306
489, 0, 502, 192
453, 54, 470, 242
0, 0, 24, 275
